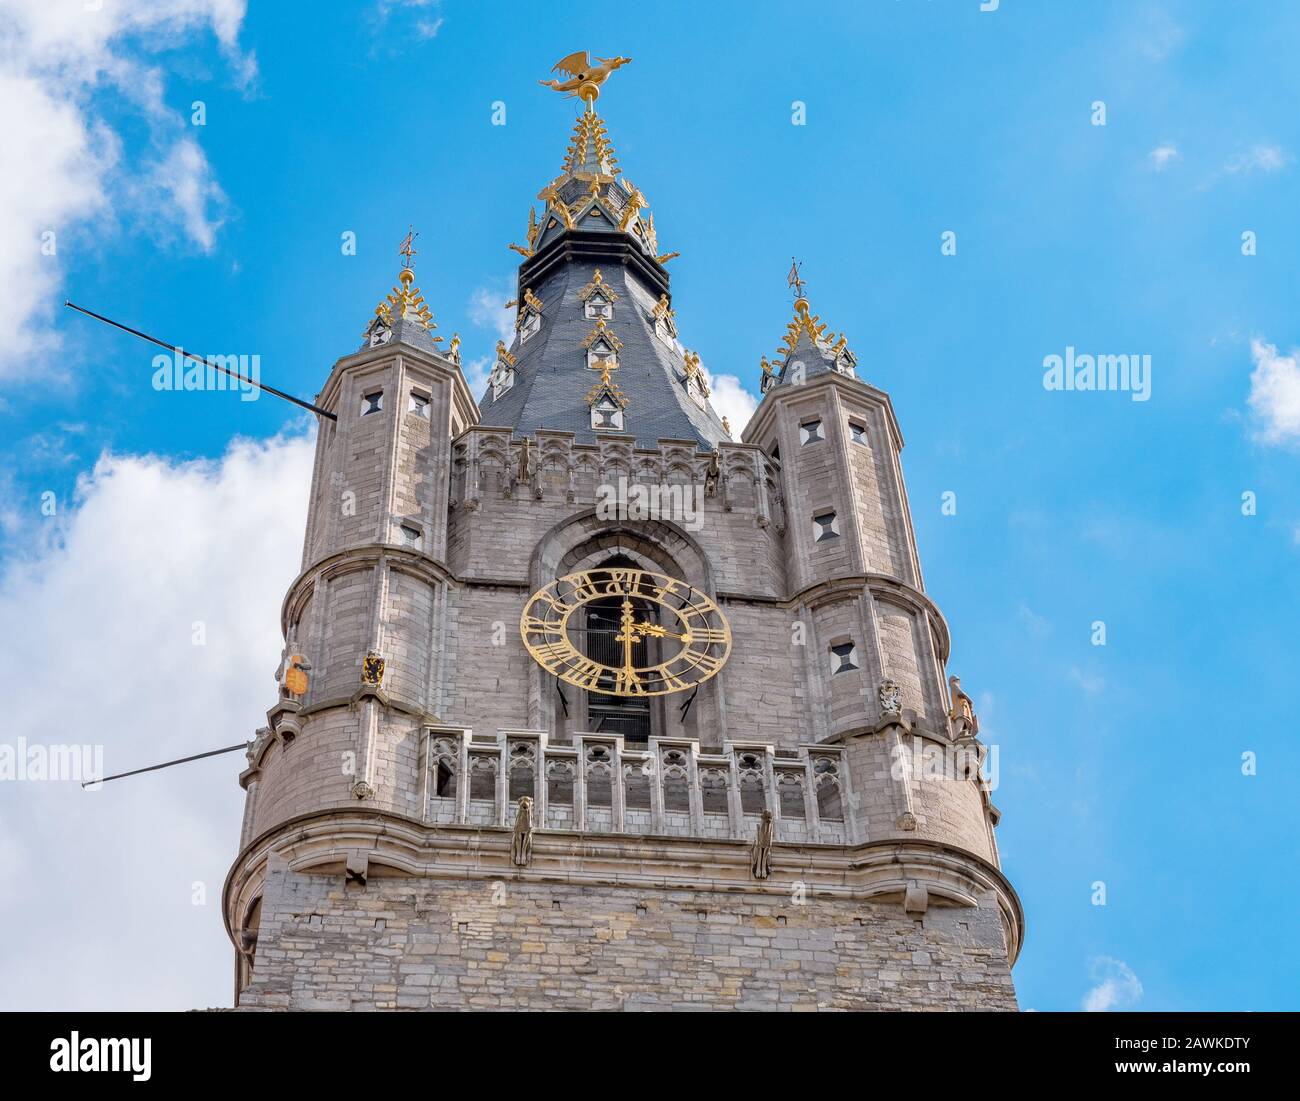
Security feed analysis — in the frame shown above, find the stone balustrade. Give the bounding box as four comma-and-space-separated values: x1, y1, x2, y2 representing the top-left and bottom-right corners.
421, 726, 849, 845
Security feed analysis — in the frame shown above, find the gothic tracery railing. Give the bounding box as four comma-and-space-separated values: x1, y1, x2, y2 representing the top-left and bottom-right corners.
421, 726, 848, 845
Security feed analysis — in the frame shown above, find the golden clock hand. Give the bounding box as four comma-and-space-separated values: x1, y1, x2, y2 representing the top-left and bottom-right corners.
618, 598, 635, 672
630, 621, 691, 642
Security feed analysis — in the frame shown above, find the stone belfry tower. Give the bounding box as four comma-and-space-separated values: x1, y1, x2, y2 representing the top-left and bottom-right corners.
224, 54, 1022, 1011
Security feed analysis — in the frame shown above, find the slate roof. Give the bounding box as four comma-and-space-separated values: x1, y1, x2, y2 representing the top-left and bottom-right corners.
469, 105, 729, 450
479, 256, 727, 448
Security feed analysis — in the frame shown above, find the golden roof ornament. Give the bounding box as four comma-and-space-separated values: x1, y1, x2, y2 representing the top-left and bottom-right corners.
777, 298, 829, 357
644, 212, 659, 253
560, 110, 620, 180
578, 269, 619, 303
495, 339, 518, 368
527, 53, 678, 271
448, 333, 461, 366
584, 362, 630, 408
581, 317, 623, 351
370, 229, 440, 337
652, 294, 677, 336
771, 263, 854, 367
618, 183, 647, 230
722, 417, 732, 437
540, 51, 632, 110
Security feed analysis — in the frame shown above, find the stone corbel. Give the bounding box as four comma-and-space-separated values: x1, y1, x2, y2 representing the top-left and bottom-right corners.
273, 714, 302, 749
266, 696, 301, 729
345, 851, 369, 886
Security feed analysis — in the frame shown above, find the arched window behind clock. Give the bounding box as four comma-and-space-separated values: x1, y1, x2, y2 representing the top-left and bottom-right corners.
583, 555, 653, 744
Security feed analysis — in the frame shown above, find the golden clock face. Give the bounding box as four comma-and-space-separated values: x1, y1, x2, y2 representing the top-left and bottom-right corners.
520, 567, 731, 697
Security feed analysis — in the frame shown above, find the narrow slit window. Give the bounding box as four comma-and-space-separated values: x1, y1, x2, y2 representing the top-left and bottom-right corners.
362, 391, 383, 416
800, 419, 823, 444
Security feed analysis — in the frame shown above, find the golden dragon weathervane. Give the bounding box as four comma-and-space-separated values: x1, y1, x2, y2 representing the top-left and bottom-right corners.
540, 51, 631, 110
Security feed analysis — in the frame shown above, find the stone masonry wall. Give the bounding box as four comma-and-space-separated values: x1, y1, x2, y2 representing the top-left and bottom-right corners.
241, 866, 1018, 1011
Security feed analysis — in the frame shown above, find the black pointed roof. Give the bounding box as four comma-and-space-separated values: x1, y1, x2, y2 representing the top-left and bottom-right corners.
480, 104, 728, 450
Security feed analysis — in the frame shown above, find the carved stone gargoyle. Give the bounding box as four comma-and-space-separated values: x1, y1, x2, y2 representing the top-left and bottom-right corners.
704, 449, 721, 498
511, 795, 534, 867
750, 809, 774, 880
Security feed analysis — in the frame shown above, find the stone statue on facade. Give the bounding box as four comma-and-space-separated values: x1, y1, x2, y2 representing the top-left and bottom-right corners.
750, 809, 774, 879
704, 449, 720, 498
948, 675, 979, 737
511, 796, 534, 867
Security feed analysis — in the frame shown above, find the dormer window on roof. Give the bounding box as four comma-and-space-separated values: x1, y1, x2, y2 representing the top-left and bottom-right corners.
591, 394, 624, 431
516, 288, 544, 342
652, 294, 677, 344
584, 364, 629, 431
490, 340, 518, 400
579, 270, 619, 321
582, 318, 622, 371
491, 364, 515, 400
683, 351, 710, 408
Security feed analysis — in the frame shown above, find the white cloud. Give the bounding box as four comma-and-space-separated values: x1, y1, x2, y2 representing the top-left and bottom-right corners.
1082, 956, 1143, 1012
1147, 144, 1179, 171
1067, 666, 1105, 697
463, 355, 493, 402
133, 137, 227, 252
1135, 9, 1184, 62
701, 369, 758, 437
0, 431, 314, 1009
1224, 144, 1289, 175
1247, 339, 1300, 447
468, 285, 516, 343
373, 0, 443, 41
0, 0, 253, 378
1016, 603, 1051, 638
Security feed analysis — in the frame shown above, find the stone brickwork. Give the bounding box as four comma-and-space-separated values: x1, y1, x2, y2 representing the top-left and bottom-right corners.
239, 853, 1016, 1011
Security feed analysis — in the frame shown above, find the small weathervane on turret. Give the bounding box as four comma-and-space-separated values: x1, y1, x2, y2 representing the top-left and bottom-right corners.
787, 257, 807, 302
540, 51, 631, 109
399, 225, 419, 270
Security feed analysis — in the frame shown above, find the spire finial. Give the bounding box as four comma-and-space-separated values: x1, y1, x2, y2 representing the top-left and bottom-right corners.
787, 257, 807, 302
540, 51, 632, 110
399, 225, 419, 271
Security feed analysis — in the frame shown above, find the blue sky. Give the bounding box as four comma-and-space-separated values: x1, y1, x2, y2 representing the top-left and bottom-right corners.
2, 0, 1298, 1010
